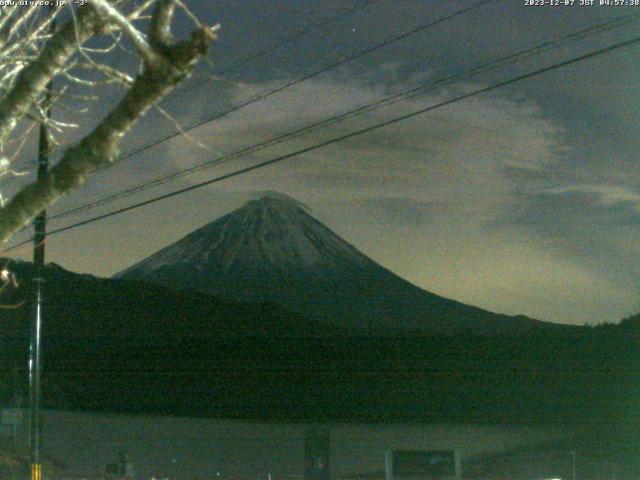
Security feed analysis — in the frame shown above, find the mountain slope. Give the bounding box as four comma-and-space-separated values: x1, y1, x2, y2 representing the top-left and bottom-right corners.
0, 259, 334, 348
1, 260, 635, 426
116, 192, 565, 335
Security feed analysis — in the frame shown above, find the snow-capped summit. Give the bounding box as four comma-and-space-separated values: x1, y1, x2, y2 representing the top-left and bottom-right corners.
117, 191, 369, 278
116, 192, 556, 335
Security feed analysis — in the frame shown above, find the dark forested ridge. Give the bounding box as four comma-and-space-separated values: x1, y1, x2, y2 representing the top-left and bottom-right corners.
0, 260, 638, 428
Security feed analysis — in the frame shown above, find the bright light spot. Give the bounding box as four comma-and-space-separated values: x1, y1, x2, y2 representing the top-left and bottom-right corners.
1, 269, 9, 282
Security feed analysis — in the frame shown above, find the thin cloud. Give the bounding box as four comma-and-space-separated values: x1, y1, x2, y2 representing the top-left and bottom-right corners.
542, 184, 640, 212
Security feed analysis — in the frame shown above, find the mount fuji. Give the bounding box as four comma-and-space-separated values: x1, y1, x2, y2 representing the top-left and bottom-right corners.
115, 192, 561, 335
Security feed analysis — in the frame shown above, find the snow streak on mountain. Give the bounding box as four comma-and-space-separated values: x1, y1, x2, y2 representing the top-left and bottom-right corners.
118, 191, 370, 279
116, 192, 557, 335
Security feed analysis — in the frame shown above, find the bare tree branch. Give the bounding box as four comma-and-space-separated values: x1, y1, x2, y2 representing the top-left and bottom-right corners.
0, 2, 218, 244
0, 6, 105, 146
128, 0, 159, 21
90, 0, 162, 66
0, 4, 39, 48
150, 0, 176, 47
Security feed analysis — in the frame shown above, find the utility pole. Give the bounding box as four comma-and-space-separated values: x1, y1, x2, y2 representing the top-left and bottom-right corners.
29, 7, 55, 480
570, 450, 576, 480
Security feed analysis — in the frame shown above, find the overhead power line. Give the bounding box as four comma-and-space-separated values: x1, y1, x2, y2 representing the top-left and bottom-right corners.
105, 0, 494, 166
2, 0, 496, 242
11, 0, 381, 171
3, 33, 638, 255
161, 0, 381, 104
49, 11, 640, 221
